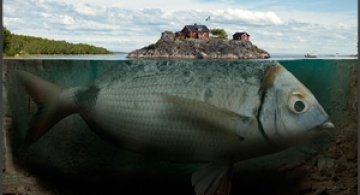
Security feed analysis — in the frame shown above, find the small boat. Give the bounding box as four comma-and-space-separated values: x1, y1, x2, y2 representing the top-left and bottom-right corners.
304, 53, 318, 58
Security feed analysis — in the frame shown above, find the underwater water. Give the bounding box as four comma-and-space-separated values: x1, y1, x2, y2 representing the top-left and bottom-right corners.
3, 59, 357, 194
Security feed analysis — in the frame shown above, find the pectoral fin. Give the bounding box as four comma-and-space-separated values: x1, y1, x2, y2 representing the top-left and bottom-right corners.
192, 163, 233, 195
158, 94, 243, 136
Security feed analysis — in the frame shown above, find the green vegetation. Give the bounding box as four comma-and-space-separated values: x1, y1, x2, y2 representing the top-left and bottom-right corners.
210, 28, 228, 40
3, 27, 111, 56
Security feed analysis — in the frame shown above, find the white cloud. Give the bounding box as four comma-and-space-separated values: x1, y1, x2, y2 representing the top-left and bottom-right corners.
216, 9, 283, 25
73, 3, 99, 16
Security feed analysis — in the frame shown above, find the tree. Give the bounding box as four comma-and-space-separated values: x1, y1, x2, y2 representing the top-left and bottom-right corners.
2, 27, 111, 56
3, 26, 12, 52
210, 28, 228, 40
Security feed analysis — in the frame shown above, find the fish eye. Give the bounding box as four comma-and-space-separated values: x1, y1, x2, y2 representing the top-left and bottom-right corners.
288, 95, 308, 114
294, 100, 306, 112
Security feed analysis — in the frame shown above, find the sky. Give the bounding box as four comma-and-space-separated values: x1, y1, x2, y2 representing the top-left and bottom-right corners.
3, 0, 358, 54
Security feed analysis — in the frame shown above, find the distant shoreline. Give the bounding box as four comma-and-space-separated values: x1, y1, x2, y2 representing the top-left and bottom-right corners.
3, 27, 112, 57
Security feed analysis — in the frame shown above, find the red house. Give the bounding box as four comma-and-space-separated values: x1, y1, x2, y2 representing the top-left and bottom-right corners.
175, 24, 210, 40
233, 32, 250, 41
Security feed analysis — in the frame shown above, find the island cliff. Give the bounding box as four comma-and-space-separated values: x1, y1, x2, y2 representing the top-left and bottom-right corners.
127, 31, 270, 59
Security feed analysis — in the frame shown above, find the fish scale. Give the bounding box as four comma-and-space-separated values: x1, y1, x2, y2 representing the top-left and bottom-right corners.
91, 63, 269, 160
102, 85, 259, 117
84, 62, 272, 161
87, 85, 256, 161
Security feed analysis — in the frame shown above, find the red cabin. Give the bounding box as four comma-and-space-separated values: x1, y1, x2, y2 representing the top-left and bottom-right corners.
175, 24, 210, 40
233, 32, 250, 41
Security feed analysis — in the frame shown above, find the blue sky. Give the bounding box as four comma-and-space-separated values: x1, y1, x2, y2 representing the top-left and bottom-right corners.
3, 0, 358, 54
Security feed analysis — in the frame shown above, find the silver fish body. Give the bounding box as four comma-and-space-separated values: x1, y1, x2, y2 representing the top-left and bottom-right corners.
16, 60, 333, 195
79, 61, 275, 162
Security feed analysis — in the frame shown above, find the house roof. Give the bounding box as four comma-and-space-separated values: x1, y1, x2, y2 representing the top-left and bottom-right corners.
184, 24, 210, 32
233, 32, 250, 36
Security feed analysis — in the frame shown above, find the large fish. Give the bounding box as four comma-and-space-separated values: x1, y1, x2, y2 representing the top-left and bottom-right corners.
16, 61, 334, 195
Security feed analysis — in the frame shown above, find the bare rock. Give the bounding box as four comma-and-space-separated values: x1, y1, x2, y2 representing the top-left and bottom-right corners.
127, 31, 270, 59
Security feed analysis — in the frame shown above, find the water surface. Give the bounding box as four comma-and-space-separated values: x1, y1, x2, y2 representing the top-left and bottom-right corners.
4, 53, 357, 60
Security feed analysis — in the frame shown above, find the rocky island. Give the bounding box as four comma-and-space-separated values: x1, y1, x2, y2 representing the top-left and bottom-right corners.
128, 25, 270, 59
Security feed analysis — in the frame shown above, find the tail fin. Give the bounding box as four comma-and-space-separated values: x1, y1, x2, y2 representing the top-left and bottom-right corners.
16, 71, 75, 146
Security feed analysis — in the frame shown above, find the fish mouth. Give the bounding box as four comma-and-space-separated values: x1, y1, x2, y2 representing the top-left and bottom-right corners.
307, 120, 335, 138
307, 120, 335, 135
317, 121, 335, 129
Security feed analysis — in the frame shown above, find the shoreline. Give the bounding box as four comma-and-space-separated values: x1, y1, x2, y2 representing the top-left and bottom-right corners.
4, 53, 356, 61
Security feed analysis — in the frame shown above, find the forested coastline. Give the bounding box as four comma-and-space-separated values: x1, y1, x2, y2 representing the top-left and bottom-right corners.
3, 27, 111, 56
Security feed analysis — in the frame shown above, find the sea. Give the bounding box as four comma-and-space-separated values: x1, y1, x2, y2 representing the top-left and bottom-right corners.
3, 54, 357, 194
